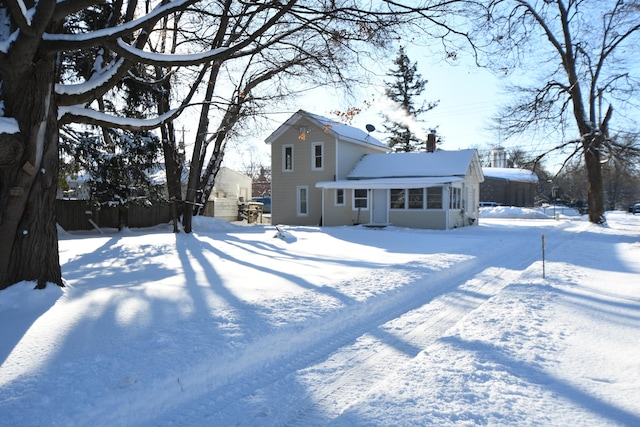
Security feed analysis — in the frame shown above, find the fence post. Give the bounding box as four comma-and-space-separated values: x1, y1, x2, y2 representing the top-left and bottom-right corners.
541, 234, 546, 279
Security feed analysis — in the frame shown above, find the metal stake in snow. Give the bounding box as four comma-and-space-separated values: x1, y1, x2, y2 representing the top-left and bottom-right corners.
542, 234, 546, 278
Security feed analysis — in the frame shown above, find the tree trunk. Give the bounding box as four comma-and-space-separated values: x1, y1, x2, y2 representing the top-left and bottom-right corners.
197, 142, 225, 215
0, 57, 62, 290
583, 138, 606, 224
159, 123, 184, 233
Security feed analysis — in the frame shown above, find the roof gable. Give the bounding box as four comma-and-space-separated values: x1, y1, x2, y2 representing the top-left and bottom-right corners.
348, 149, 481, 179
264, 110, 389, 152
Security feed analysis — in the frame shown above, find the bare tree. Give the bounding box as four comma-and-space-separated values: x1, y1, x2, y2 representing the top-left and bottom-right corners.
474, 0, 640, 223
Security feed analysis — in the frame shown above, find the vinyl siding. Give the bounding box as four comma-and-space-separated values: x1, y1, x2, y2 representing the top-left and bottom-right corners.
270, 118, 336, 225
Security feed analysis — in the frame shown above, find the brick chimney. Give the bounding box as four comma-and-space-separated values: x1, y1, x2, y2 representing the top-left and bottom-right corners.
426, 130, 437, 153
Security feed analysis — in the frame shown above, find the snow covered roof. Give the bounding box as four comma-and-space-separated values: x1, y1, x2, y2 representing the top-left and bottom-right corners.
264, 110, 389, 152
347, 149, 479, 179
316, 149, 481, 190
482, 167, 539, 183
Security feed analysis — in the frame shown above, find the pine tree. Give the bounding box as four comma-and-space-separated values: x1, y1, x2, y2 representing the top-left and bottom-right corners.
383, 46, 438, 152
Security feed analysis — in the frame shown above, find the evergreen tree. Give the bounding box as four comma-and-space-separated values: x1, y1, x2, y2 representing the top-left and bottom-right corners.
60, 128, 164, 229
383, 46, 438, 152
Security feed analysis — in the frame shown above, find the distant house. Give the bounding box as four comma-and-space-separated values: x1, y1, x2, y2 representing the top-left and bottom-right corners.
481, 168, 539, 207
57, 172, 91, 200
266, 110, 484, 229
202, 167, 252, 221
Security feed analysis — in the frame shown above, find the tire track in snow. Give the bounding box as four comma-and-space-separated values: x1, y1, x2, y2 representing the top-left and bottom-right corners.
269, 251, 544, 425
294, 225, 580, 425
149, 230, 551, 426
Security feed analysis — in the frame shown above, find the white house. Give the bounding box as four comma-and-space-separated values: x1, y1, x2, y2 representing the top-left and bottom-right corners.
202, 167, 253, 221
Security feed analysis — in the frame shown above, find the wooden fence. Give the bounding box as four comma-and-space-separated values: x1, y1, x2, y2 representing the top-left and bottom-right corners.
56, 199, 172, 231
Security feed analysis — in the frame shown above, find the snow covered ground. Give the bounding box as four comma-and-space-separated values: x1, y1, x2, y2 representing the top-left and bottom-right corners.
1, 207, 639, 426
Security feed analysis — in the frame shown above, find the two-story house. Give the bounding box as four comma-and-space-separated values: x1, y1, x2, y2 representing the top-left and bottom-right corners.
265, 110, 390, 226
266, 110, 484, 229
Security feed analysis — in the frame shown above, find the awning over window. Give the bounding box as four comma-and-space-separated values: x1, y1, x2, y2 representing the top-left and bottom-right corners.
316, 176, 464, 190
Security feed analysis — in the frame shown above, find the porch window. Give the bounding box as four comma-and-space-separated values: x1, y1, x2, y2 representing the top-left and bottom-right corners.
283, 145, 293, 172
450, 187, 461, 210
297, 186, 308, 215
390, 189, 405, 209
312, 142, 323, 170
335, 189, 345, 206
353, 189, 368, 209
426, 187, 443, 209
408, 188, 424, 209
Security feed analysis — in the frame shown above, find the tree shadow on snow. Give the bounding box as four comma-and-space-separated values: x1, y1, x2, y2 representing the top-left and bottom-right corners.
0, 282, 64, 366
441, 336, 640, 426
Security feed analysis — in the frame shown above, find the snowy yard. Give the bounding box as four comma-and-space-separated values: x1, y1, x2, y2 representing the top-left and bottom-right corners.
1, 208, 639, 426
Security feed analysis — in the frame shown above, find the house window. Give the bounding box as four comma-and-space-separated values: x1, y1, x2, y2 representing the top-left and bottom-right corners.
390, 189, 405, 209
312, 142, 323, 170
283, 145, 293, 172
450, 187, 461, 210
426, 187, 443, 209
408, 188, 424, 209
353, 189, 368, 209
297, 186, 308, 216
391, 189, 425, 209
335, 189, 345, 206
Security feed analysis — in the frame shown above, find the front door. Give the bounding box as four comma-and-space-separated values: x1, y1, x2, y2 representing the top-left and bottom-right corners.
371, 189, 388, 224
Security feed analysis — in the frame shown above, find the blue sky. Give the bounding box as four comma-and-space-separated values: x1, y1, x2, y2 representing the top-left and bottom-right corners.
223, 47, 510, 171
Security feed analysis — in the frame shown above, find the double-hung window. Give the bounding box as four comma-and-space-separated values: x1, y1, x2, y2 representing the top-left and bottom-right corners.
297, 186, 308, 216
353, 189, 368, 209
335, 189, 345, 206
450, 187, 462, 210
283, 145, 293, 172
311, 142, 323, 170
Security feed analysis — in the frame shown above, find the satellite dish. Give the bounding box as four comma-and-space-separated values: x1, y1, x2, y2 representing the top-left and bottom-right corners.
365, 124, 376, 132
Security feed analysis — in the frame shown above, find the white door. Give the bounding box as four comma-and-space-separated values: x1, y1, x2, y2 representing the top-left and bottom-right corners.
372, 189, 388, 224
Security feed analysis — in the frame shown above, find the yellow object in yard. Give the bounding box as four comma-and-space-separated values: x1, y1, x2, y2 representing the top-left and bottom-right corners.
246, 202, 264, 224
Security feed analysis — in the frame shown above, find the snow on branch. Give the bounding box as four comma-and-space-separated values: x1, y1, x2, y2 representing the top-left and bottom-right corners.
40, 0, 200, 49
55, 58, 126, 97
109, 38, 230, 67
58, 106, 183, 132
